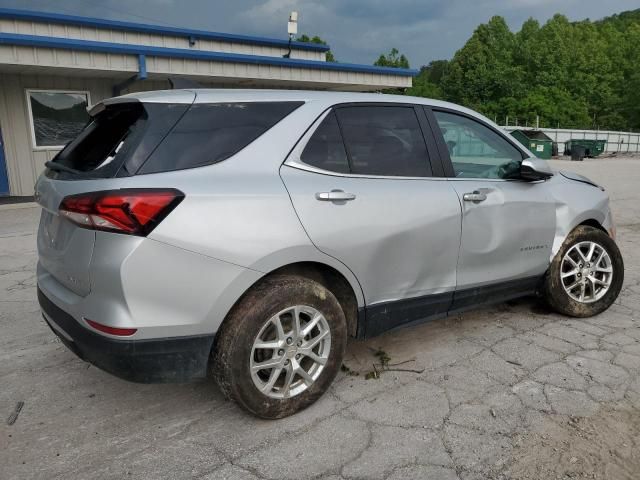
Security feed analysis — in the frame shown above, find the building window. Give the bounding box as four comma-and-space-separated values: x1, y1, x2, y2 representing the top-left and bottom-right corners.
26, 90, 90, 148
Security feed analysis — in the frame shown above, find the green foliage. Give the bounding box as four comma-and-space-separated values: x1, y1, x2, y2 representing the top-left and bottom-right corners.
374, 48, 410, 69
401, 9, 640, 130
405, 61, 447, 99
296, 34, 336, 62
443, 16, 523, 110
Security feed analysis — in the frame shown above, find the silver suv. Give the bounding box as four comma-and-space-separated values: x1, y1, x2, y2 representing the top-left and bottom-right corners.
36, 89, 623, 418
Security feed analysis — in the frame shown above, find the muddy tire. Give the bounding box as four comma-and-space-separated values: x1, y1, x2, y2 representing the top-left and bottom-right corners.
543, 225, 623, 317
212, 275, 347, 419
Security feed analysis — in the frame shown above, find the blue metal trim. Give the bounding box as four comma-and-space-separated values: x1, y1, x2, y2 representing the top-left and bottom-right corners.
138, 54, 147, 80
0, 32, 418, 77
0, 7, 330, 53
0, 127, 9, 195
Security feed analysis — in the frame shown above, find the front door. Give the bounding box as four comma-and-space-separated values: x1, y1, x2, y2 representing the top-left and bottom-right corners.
281, 105, 462, 336
0, 127, 9, 195
429, 109, 556, 309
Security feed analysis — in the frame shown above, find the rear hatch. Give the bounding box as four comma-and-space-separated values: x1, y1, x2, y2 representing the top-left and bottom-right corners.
37, 181, 96, 296
35, 94, 193, 296
36, 93, 303, 296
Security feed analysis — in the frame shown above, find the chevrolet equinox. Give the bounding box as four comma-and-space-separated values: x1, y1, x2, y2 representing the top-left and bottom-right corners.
36, 89, 623, 418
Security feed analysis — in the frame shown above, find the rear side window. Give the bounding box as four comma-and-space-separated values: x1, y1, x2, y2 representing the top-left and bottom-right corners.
336, 106, 431, 177
52, 103, 143, 174
47, 102, 189, 180
300, 112, 350, 174
139, 102, 303, 174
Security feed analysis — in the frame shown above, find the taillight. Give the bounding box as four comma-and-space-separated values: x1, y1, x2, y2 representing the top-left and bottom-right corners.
59, 189, 183, 236
85, 318, 137, 336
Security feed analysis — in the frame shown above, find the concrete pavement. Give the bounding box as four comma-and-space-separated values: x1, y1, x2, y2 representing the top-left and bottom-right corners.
1, 157, 639, 479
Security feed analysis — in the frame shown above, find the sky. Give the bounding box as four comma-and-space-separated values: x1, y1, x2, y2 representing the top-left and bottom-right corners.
1, 0, 637, 67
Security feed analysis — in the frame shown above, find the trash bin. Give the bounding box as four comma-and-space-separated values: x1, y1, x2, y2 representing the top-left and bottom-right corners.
510, 130, 553, 159
565, 139, 607, 158
551, 142, 559, 157
571, 145, 586, 161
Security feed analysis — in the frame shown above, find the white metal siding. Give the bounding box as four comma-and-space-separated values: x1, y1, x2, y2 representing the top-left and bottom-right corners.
0, 45, 411, 88
0, 18, 325, 61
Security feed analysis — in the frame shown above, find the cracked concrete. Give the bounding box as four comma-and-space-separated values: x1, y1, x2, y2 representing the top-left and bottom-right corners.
1, 158, 640, 479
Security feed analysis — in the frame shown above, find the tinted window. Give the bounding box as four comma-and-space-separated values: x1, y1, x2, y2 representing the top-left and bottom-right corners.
28, 91, 89, 147
336, 106, 430, 177
300, 111, 349, 173
139, 102, 303, 174
433, 110, 523, 179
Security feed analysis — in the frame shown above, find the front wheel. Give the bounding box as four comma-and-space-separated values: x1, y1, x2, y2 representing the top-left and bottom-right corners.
212, 275, 347, 419
543, 225, 624, 317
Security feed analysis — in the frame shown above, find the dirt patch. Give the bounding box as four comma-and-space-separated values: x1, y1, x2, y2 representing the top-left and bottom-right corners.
505, 406, 640, 479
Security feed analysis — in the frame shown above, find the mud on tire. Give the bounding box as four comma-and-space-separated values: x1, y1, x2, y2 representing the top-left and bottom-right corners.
543, 225, 624, 317
212, 275, 347, 419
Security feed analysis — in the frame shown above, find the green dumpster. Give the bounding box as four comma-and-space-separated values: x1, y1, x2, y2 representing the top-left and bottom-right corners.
510, 129, 553, 159
564, 139, 607, 158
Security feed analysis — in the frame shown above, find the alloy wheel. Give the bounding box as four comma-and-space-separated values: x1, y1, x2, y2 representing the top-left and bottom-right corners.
560, 241, 613, 303
250, 305, 331, 399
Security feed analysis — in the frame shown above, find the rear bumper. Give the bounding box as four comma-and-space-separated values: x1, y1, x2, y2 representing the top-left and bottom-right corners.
38, 287, 215, 383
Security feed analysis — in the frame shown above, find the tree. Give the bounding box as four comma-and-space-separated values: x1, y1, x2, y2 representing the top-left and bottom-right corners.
620, 24, 640, 129
412, 9, 640, 130
441, 16, 523, 116
405, 62, 447, 99
296, 34, 336, 62
374, 48, 410, 69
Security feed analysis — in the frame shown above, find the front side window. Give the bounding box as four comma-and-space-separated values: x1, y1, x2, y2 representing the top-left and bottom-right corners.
27, 90, 90, 148
433, 110, 523, 179
336, 106, 431, 177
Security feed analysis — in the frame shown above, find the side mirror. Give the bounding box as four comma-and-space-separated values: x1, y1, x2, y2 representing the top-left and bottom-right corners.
520, 158, 553, 181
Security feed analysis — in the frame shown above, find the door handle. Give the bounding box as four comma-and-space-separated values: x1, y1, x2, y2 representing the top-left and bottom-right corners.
462, 191, 487, 203
315, 190, 356, 202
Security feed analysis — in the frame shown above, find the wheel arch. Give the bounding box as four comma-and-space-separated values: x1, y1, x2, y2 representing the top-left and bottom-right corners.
257, 261, 361, 338
551, 210, 608, 259
213, 257, 364, 345
578, 218, 607, 233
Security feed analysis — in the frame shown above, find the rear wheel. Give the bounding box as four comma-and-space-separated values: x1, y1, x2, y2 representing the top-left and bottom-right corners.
212, 275, 347, 419
543, 225, 623, 317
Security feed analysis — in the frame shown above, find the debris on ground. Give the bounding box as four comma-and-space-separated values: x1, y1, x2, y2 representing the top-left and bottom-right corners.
7, 401, 24, 426
363, 349, 425, 379
340, 364, 359, 376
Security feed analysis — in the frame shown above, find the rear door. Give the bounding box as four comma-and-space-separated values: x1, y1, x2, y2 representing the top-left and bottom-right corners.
281, 104, 462, 336
427, 108, 556, 309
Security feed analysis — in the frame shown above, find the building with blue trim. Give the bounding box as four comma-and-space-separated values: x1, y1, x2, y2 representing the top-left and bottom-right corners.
0, 8, 417, 196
